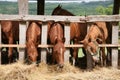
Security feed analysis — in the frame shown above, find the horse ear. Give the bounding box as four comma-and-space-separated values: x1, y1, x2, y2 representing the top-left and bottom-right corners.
79, 40, 84, 44
58, 4, 60, 7
58, 4, 62, 8
60, 4, 62, 8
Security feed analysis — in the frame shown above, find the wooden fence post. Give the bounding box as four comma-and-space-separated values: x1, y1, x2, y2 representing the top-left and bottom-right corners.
112, 24, 119, 68
0, 23, 1, 64
18, 0, 28, 15
18, 0, 28, 61
41, 22, 48, 63
64, 23, 70, 63
19, 22, 27, 61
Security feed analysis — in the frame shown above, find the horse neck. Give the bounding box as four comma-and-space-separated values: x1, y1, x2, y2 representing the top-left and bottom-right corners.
61, 10, 74, 16
53, 8, 74, 16
60, 10, 74, 16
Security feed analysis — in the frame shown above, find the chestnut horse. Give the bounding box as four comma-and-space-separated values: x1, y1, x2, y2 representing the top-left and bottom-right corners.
1, 21, 19, 63
52, 5, 87, 66
48, 22, 66, 68
26, 21, 41, 64
80, 22, 108, 70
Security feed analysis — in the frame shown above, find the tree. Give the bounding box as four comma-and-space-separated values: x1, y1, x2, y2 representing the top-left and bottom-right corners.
105, 5, 113, 15
96, 5, 113, 15
96, 6, 106, 14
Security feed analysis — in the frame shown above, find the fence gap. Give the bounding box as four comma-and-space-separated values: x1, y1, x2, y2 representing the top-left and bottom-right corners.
64, 23, 70, 62
0, 23, 1, 64
41, 22, 48, 63
112, 24, 119, 68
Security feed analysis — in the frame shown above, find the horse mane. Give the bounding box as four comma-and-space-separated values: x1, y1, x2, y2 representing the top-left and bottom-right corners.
49, 22, 65, 44
52, 4, 74, 16
50, 22, 64, 32
28, 21, 42, 28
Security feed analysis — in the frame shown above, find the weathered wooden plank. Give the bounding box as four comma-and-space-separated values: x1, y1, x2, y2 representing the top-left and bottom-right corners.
18, 0, 28, 62
112, 25, 119, 68
86, 15, 120, 22
0, 15, 23, 21
0, 15, 85, 22
64, 23, 70, 63
18, 0, 28, 15
19, 22, 27, 61
23, 15, 86, 22
1, 44, 120, 48
0, 15, 120, 22
0, 23, 1, 64
41, 23, 48, 63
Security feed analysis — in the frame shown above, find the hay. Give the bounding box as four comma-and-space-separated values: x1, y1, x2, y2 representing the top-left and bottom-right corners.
0, 62, 120, 80
0, 62, 34, 80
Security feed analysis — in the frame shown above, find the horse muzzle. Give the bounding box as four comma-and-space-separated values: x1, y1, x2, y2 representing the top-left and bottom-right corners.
57, 63, 64, 68
92, 54, 99, 63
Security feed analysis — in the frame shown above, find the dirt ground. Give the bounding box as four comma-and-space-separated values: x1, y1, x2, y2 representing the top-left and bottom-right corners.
0, 62, 120, 80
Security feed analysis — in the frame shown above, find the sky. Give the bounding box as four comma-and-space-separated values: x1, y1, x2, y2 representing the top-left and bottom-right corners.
0, 0, 109, 3
0, 0, 107, 2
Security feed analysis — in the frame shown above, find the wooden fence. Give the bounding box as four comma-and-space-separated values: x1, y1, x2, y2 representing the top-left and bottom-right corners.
0, 14, 120, 68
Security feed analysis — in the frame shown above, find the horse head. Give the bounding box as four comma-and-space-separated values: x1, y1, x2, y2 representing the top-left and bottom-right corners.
52, 5, 74, 16
52, 4, 62, 15
26, 43, 38, 63
80, 39, 100, 62
48, 22, 66, 68
53, 41, 66, 68
26, 21, 42, 64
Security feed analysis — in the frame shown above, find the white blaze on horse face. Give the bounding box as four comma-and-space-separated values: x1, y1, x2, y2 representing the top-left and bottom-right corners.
60, 47, 63, 62
60, 47, 63, 55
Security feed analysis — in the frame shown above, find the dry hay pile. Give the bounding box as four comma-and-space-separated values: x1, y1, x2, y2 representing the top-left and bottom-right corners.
0, 62, 120, 80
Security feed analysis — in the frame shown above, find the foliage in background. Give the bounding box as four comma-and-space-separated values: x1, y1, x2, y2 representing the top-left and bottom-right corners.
0, 1, 114, 15
96, 5, 113, 15
0, 2, 18, 14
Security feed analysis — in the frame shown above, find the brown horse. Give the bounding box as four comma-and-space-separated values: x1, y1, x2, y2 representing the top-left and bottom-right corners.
48, 22, 66, 68
80, 22, 108, 70
1, 21, 19, 63
52, 5, 87, 66
26, 21, 41, 64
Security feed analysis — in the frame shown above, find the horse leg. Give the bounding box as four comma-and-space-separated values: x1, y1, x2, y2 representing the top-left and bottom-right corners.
13, 47, 19, 62
102, 47, 106, 66
86, 52, 94, 71
100, 47, 106, 67
73, 47, 78, 66
52, 52, 56, 65
100, 49, 103, 67
72, 39, 78, 66
8, 33, 13, 63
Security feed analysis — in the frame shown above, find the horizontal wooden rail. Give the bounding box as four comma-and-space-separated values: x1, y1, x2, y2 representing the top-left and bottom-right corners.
0, 14, 120, 22
0, 44, 120, 48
